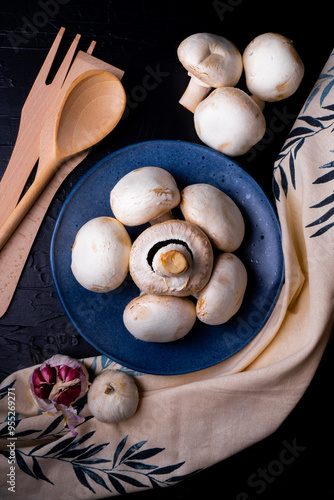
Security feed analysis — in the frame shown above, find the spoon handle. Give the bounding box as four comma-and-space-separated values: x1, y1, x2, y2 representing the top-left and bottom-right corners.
0, 157, 61, 251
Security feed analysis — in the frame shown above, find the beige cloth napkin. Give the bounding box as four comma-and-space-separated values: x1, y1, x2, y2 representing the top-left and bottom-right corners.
1, 49, 334, 499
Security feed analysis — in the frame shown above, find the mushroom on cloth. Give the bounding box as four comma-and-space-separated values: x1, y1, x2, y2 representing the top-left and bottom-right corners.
177, 32, 243, 112
194, 87, 266, 156
196, 252, 248, 325
180, 183, 245, 252
123, 294, 197, 342
243, 32, 304, 102
71, 216, 131, 293
129, 219, 213, 297
110, 166, 180, 226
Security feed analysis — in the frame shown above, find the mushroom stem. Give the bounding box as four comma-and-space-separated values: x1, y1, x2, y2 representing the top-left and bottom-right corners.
179, 76, 212, 113
160, 250, 188, 275
152, 242, 192, 278
149, 210, 174, 225
251, 94, 265, 111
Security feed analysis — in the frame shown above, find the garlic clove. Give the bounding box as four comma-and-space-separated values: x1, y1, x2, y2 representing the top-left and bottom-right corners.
40, 364, 56, 384
58, 365, 78, 382
88, 370, 139, 424
52, 383, 81, 406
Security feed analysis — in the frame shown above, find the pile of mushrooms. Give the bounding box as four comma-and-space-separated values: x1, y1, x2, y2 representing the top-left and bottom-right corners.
177, 32, 304, 156
71, 166, 248, 343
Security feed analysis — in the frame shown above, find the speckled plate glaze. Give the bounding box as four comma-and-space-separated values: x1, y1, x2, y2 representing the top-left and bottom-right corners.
50, 140, 284, 375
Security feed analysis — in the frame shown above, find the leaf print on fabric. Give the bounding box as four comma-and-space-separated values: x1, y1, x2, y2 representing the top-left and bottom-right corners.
274, 107, 334, 201
274, 112, 334, 200
0, 432, 199, 494
303, 57, 334, 112
0, 380, 16, 401
306, 162, 334, 237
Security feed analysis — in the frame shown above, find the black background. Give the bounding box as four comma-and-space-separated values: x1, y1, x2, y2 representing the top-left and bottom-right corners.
0, 0, 333, 498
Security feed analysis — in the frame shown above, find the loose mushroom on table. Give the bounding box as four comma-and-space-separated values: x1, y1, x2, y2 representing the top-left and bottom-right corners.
177, 32, 243, 112
243, 32, 305, 102
194, 87, 266, 157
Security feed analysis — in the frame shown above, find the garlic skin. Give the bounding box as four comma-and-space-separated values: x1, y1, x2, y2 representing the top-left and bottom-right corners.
29, 355, 89, 435
88, 370, 139, 423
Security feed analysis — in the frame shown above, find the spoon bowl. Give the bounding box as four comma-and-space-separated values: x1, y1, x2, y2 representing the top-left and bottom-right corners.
55, 71, 126, 157
0, 69, 126, 251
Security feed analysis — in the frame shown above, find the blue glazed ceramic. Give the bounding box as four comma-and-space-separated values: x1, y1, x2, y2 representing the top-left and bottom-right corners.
50, 140, 284, 375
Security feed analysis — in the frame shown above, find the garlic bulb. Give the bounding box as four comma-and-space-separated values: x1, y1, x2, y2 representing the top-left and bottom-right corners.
88, 370, 139, 423
29, 354, 89, 435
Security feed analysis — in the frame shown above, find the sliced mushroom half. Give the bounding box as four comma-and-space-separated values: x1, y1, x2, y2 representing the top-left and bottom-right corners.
129, 220, 214, 297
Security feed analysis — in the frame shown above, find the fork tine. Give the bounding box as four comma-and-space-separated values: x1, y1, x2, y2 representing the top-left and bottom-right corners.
52, 33, 81, 87
34, 27, 66, 83
86, 40, 96, 55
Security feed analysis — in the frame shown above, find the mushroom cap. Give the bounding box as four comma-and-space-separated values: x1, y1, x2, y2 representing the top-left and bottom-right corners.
110, 166, 180, 226
196, 253, 248, 325
194, 87, 266, 156
123, 294, 197, 342
243, 32, 304, 102
71, 216, 131, 293
129, 219, 214, 297
177, 33, 243, 88
180, 183, 245, 252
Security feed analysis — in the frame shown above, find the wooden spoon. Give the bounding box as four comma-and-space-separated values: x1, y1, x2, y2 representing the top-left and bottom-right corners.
0, 70, 126, 251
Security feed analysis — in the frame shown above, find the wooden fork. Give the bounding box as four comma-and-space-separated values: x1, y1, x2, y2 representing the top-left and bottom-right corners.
0, 27, 80, 225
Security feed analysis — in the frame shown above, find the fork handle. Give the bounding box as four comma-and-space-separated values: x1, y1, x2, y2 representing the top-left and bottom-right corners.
0, 156, 60, 251
0, 124, 40, 225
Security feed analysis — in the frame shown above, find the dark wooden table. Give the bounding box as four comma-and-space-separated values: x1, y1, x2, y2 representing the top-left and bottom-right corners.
1, 1, 333, 498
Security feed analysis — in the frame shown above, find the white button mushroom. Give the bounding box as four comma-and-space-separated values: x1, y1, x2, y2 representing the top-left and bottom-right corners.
180, 183, 245, 252
129, 219, 214, 297
110, 166, 180, 226
71, 216, 131, 293
243, 32, 304, 102
177, 33, 243, 112
194, 87, 266, 156
196, 253, 247, 325
123, 294, 197, 342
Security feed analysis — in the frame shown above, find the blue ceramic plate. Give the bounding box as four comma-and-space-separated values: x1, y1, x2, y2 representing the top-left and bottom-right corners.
50, 140, 284, 375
